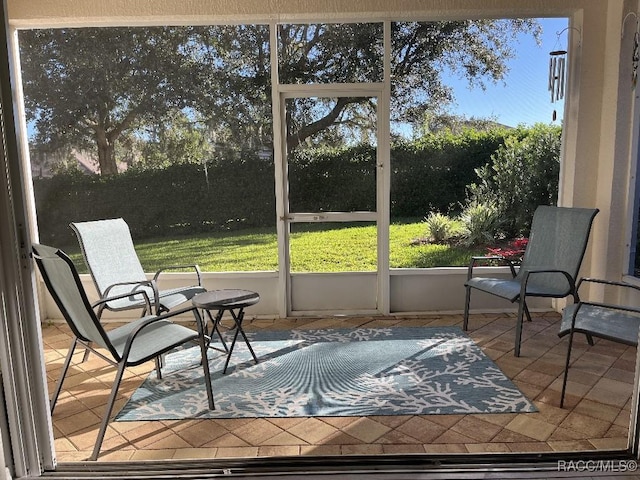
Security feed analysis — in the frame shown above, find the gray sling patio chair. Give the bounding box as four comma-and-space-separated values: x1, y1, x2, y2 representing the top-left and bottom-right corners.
557, 277, 640, 408
70, 218, 206, 318
32, 243, 215, 461
463, 205, 599, 357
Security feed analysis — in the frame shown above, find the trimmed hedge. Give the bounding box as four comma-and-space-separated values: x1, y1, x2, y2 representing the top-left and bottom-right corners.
33, 126, 545, 248
390, 128, 512, 216
34, 158, 277, 248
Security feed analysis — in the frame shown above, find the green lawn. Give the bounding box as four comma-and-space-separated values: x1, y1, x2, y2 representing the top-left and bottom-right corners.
67, 219, 485, 273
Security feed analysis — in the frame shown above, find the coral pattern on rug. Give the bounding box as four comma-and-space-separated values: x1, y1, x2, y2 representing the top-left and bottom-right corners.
115, 326, 536, 420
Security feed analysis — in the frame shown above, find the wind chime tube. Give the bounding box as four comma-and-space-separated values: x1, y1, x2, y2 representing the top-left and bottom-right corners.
559, 57, 565, 99
556, 57, 561, 100
550, 56, 557, 102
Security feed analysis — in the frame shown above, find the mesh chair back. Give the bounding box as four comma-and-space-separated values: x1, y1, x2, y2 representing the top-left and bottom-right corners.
32, 243, 112, 353
70, 218, 149, 298
518, 206, 598, 294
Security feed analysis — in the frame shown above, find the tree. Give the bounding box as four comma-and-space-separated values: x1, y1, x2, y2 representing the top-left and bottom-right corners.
134, 110, 213, 170
196, 20, 540, 152
19, 20, 541, 173
19, 27, 198, 174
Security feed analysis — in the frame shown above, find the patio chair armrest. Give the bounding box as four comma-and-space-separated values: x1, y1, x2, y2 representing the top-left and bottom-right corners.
467, 255, 518, 280
576, 277, 640, 294
519, 268, 576, 299
119, 306, 207, 361
573, 278, 640, 314
100, 279, 160, 313
153, 264, 203, 287
91, 288, 152, 314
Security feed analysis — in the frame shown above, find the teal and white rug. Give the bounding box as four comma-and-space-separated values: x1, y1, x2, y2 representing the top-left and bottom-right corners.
115, 326, 536, 420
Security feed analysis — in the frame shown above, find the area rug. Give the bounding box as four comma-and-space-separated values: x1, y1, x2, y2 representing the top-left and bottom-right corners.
115, 326, 536, 420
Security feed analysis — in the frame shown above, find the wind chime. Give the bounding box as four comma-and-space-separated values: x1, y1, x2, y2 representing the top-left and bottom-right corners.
548, 48, 566, 104
548, 41, 567, 121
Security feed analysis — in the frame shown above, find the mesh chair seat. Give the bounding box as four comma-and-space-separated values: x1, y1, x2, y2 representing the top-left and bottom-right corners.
466, 275, 572, 303
104, 285, 207, 312
106, 317, 201, 365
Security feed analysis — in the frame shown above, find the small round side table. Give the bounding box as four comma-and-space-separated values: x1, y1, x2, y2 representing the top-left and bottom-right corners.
192, 289, 260, 373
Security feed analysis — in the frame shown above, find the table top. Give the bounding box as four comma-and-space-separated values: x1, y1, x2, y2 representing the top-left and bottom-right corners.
192, 289, 260, 308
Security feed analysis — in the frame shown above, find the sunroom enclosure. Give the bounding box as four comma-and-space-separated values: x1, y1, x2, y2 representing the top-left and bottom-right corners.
1, 0, 640, 478
25, 19, 569, 319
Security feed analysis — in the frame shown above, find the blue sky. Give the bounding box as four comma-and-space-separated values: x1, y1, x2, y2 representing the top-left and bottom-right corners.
445, 17, 569, 127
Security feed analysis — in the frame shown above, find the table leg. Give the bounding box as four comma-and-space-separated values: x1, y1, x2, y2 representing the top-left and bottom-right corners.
222, 307, 259, 374
205, 308, 229, 353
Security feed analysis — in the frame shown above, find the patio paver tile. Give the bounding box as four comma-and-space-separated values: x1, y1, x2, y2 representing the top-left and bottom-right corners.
202, 432, 251, 448
381, 444, 426, 454
559, 411, 611, 438
257, 445, 300, 457
342, 418, 391, 443
450, 416, 502, 442
172, 447, 219, 459
504, 415, 556, 441
287, 418, 339, 444
233, 418, 285, 445
214, 446, 259, 458
394, 417, 448, 443
465, 443, 511, 453
44, 313, 636, 463
584, 377, 633, 408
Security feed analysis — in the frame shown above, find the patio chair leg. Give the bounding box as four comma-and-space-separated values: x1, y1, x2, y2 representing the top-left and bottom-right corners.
50, 337, 78, 414
514, 298, 526, 357
90, 361, 127, 461
194, 309, 215, 410
154, 356, 162, 380
463, 286, 472, 331
523, 302, 532, 322
81, 345, 92, 363
560, 328, 577, 409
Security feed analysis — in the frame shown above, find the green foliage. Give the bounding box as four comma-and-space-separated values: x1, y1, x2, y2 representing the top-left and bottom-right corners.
467, 123, 561, 236
20, 20, 540, 172
423, 212, 455, 244
459, 201, 502, 247
288, 144, 376, 212
137, 111, 214, 170
33, 124, 559, 259
391, 127, 512, 216
34, 155, 276, 249
19, 27, 201, 174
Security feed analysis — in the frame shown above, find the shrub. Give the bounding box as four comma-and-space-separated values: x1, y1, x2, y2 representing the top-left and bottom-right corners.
466, 123, 561, 236
423, 212, 454, 244
459, 201, 502, 247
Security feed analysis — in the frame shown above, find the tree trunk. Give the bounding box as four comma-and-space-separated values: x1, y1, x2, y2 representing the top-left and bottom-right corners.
95, 128, 118, 175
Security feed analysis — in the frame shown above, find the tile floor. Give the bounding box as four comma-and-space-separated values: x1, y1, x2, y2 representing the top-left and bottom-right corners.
42, 311, 635, 463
